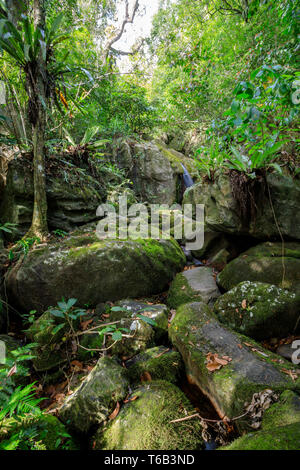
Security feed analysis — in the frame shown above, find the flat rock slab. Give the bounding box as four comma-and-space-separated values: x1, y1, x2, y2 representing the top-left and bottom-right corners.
169, 302, 300, 422
167, 267, 220, 308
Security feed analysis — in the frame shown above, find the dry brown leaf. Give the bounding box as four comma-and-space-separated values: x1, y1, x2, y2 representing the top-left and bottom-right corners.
80, 319, 93, 330
70, 360, 83, 370
206, 362, 222, 372
124, 395, 138, 403
140, 371, 152, 382
109, 401, 120, 420
205, 352, 231, 372
215, 357, 229, 366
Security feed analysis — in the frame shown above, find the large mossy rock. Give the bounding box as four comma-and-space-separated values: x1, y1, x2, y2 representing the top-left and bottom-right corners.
112, 140, 198, 205
214, 281, 300, 341
93, 380, 204, 450
167, 267, 220, 309
0, 157, 104, 240
183, 170, 300, 240
59, 356, 129, 434
126, 346, 184, 384
217, 242, 300, 293
169, 302, 300, 422
5, 231, 185, 313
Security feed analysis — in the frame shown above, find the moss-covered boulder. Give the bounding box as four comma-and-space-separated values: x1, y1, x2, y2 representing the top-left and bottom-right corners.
5, 230, 185, 313
0, 156, 104, 241
217, 242, 300, 293
0, 414, 78, 450
109, 300, 169, 342
167, 267, 220, 309
126, 346, 184, 384
59, 356, 129, 434
222, 423, 300, 450
169, 302, 300, 423
183, 170, 300, 241
92, 380, 204, 450
214, 281, 300, 341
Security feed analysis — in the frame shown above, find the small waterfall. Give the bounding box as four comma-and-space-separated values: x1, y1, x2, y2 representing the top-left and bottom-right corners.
181, 163, 194, 188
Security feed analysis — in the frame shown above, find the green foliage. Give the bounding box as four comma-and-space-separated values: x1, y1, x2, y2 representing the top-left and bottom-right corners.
97, 322, 130, 344
52, 229, 68, 238
150, 0, 299, 150
48, 298, 86, 335
14, 236, 41, 259
194, 141, 227, 179
0, 343, 37, 408
0, 222, 17, 234
0, 342, 43, 450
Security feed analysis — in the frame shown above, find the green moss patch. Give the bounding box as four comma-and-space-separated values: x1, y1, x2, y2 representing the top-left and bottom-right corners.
126, 346, 184, 384
93, 380, 204, 450
222, 423, 300, 450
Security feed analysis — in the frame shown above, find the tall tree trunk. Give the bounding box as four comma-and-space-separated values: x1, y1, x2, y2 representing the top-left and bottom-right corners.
26, 0, 48, 239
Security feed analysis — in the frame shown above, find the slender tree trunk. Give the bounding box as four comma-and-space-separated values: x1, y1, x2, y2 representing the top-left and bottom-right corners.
26, 0, 48, 239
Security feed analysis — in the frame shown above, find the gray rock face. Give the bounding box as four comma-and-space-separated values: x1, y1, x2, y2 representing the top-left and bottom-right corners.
5, 230, 185, 313
169, 302, 300, 421
0, 157, 104, 240
217, 242, 300, 293
112, 140, 197, 205
167, 267, 220, 308
183, 170, 300, 241
59, 356, 129, 434
214, 281, 300, 340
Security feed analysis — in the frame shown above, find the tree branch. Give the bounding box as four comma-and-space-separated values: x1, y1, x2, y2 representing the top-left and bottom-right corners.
103, 0, 140, 60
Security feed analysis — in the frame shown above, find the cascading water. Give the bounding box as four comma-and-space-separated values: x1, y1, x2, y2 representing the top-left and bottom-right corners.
181, 163, 194, 189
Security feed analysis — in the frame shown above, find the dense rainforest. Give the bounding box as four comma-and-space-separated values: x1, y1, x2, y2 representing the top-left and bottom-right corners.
0, 0, 299, 452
